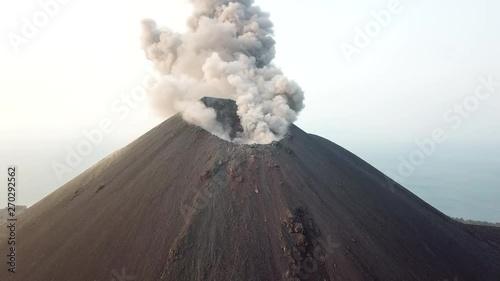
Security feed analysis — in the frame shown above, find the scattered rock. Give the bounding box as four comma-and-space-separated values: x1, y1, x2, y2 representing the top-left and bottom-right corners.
200, 170, 212, 180
95, 184, 105, 193
236, 175, 244, 183
168, 249, 179, 262
292, 223, 304, 234
70, 189, 82, 201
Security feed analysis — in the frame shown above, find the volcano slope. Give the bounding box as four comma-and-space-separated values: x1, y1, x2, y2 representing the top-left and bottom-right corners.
2, 103, 500, 281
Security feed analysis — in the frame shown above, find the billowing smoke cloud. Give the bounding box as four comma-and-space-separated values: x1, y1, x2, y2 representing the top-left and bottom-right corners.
141, 0, 304, 144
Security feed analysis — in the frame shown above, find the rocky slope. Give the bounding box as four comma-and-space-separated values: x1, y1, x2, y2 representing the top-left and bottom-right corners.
1, 100, 499, 281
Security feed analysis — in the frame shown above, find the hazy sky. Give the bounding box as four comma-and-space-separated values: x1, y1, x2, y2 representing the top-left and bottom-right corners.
1, 0, 499, 220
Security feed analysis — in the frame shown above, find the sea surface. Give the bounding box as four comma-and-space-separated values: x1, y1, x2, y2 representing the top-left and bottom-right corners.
351, 142, 500, 223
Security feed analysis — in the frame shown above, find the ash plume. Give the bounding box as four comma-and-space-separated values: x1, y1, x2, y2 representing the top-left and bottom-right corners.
141, 0, 304, 144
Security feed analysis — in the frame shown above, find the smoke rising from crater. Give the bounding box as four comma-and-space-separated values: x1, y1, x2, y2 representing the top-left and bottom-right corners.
141, 0, 304, 144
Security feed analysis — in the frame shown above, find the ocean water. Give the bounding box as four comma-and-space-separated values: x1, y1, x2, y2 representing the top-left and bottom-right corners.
351, 142, 500, 223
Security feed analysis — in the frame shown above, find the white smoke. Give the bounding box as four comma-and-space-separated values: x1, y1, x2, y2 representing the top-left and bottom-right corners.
141, 0, 304, 144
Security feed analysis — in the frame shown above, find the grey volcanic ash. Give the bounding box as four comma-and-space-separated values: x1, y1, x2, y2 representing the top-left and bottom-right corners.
141, 0, 304, 144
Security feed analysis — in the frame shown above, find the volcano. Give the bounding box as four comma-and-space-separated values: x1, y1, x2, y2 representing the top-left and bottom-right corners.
1, 98, 500, 281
